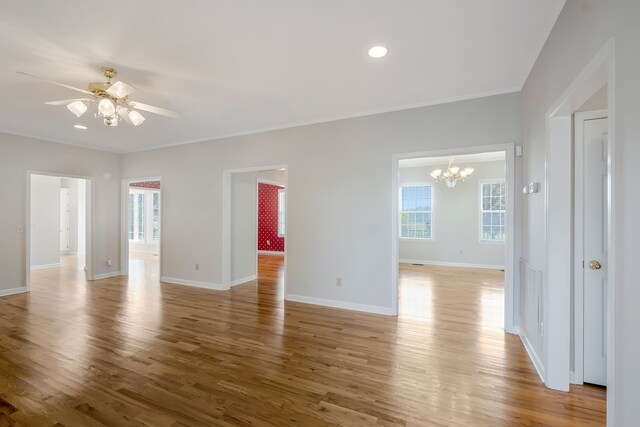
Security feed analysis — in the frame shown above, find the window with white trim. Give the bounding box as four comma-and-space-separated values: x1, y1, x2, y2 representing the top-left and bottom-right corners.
400, 185, 432, 239
277, 188, 285, 237
480, 181, 506, 242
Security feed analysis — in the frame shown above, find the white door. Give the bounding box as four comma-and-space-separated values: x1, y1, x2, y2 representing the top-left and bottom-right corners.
60, 188, 70, 253
582, 116, 608, 386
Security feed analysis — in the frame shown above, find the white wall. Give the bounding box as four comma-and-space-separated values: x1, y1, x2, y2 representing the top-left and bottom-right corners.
121, 92, 521, 312
399, 160, 505, 268
60, 177, 79, 254
0, 132, 121, 292
230, 172, 259, 283
77, 179, 86, 255
521, 0, 639, 422
30, 174, 61, 268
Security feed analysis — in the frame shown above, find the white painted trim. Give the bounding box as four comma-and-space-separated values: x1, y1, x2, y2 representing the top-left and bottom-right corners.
257, 250, 285, 256
286, 294, 394, 316
572, 109, 608, 385
121, 176, 162, 278
223, 165, 288, 297
231, 275, 257, 287
520, 333, 546, 384
160, 276, 227, 291
542, 40, 616, 425
91, 271, 122, 280
30, 263, 61, 271
399, 259, 504, 270
0, 287, 28, 297
392, 143, 516, 333
26, 171, 94, 288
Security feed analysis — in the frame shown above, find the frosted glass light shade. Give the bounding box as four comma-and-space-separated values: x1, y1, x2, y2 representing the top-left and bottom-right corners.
128, 109, 145, 126
67, 100, 87, 117
98, 98, 116, 116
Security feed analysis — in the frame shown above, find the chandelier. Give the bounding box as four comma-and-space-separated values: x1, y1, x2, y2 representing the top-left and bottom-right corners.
430, 157, 474, 188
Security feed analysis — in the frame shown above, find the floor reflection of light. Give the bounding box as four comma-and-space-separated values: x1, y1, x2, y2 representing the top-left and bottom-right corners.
399, 278, 433, 321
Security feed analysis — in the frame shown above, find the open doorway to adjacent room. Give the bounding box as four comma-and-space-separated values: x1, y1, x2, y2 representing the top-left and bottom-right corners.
392, 145, 516, 332
121, 178, 161, 281
224, 165, 287, 300
27, 172, 92, 287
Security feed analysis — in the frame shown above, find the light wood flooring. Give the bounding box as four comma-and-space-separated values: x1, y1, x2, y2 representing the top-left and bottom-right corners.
0, 255, 605, 425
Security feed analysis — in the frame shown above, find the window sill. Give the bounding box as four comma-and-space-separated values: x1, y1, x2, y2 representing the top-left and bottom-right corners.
479, 240, 505, 245
399, 237, 434, 241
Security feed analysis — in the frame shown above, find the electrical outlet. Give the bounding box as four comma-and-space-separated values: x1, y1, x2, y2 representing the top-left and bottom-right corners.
336, 277, 342, 287
107, 259, 112, 267
195, 263, 200, 271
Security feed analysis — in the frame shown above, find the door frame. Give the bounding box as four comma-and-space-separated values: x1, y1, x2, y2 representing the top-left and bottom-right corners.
391, 143, 516, 333
223, 165, 287, 292
544, 39, 616, 424
25, 171, 94, 288
573, 109, 608, 385
120, 177, 163, 277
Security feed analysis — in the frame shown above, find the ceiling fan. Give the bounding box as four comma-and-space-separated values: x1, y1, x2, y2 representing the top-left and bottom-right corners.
17, 67, 181, 127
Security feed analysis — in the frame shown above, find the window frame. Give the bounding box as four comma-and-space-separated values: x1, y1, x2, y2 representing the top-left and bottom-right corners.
479, 179, 506, 244
277, 188, 285, 237
399, 183, 434, 240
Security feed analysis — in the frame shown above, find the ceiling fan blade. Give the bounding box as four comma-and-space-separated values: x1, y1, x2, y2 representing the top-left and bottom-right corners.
44, 98, 90, 106
107, 81, 136, 98
128, 101, 181, 119
16, 71, 93, 95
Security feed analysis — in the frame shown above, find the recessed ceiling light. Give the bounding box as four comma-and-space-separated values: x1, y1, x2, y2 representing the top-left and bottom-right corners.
74, 124, 88, 130
368, 46, 388, 58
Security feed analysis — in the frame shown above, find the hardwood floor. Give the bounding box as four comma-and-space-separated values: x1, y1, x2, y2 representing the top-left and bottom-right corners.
0, 256, 605, 425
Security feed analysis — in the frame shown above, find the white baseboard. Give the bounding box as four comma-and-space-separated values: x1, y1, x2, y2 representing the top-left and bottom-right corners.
285, 294, 393, 316
160, 276, 227, 291
92, 271, 122, 280
257, 250, 285, 256
231, 275, 257, 287
0, 287, 28, 297
30, 263, 61, 271
399, 259, 505, 270
519, 332, 545, 384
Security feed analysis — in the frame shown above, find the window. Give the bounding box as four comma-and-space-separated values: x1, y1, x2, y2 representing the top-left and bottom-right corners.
400, 185, 432, 239
152, 191, 160, 242
129, 188, 160, 243
278, 188, 285, 237
129, 190, 145, 241
480, 181, 506, 242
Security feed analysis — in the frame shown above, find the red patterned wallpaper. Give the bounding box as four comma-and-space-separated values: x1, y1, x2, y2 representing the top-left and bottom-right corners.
130, 181, 161, 189
258, 183, 285, 252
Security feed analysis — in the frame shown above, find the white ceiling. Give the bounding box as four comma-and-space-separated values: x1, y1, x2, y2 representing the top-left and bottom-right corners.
399, 151, 505, 168
0, 1, 565, 153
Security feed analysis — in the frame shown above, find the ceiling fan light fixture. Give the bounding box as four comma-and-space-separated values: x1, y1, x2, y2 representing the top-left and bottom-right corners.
98, 98, 116, 116
128, 109, 145, 126
104, 116, 118, 127
67, 100, 88, 118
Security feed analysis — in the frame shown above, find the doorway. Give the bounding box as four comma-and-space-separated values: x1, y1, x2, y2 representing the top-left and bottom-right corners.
543, 39, 615, 422
393, 149, 513, 327
223, 165, 287, 296
120, 177, 162, 280
392, 144, 516, 330
574, 108, 608, 387
26, 172, 92, 288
